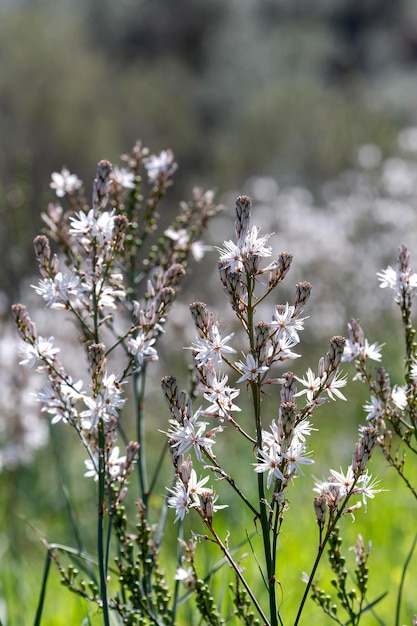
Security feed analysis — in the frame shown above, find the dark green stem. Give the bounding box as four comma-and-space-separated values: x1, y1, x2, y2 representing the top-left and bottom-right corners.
97, 419, 110, 626
134, 368, 148, 506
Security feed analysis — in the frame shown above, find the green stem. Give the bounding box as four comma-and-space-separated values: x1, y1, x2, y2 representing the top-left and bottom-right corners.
97, 420, 110, 626
134, 368, 148, 506
245, 275, 279, 626
208, 522, 271, 626
294, 487, 359, 626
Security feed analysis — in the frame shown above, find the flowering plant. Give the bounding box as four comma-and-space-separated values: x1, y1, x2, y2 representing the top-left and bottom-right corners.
12, 144, 414, 626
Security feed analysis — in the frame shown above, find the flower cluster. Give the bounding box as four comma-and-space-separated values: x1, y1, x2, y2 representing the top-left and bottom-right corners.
13, 141, 220, 496
163, 197, 356, 532
343, 245, 417, 494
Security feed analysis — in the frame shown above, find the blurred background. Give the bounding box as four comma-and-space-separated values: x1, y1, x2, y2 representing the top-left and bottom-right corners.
2, 0, 417, 623
2, 0, 417, 299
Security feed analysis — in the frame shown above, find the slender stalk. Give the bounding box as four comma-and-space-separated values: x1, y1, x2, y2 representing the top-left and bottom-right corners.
294, 488, 359, 626
207, 523, 271, 626
134, 367, 148, 506
97, 419, 110, 626
245, 275, 279, 626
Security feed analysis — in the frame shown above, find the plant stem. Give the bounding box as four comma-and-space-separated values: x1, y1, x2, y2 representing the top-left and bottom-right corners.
208, 523, 272, 626
134, 368, 148, 506
98, 419, 110, 626
246, 274, 279, 626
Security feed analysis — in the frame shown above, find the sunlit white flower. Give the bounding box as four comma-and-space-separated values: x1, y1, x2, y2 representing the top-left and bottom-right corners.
145, 150, 175, 183
35, 378, 84, 425
324, 370, 347, 401
69, 208, 116, 246
50, 168, 81, 197
282, 439, 314, 476
235, 353, 268, 383
342, 339, 383, 363
363, 396, 384, 421
270, 303, 307, 344
242, 225, 272, 258
112, 166, 135, 189
202, 372, 241, 418
167, 411, 220, 462
329, 465, 355, 496
377, 265, 417, 299
355, 471, 383, 511
32, 272, 85, 309
174, 565, 195, 587
293, 420, 317, 444
128, 330, 158, 367
166, 479, 195, 523
190, 326, 236, 366
294, 368, 322, 402
217, 239, 243, 272
362, 339, 384, 361
190, 240, 212, 261
80, 379, 125, 429
254, 445, 284, 488
19, 336, 60, 369
270, 335, 301, 363
391, 385, 407, 410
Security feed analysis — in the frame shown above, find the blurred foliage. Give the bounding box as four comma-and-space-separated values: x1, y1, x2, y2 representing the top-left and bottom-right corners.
1, 0, 417, 298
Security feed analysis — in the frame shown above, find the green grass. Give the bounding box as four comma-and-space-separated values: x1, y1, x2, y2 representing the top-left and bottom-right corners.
2, 374, 417, 625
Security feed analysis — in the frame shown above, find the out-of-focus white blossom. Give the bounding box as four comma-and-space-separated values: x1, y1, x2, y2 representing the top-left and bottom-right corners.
50, 168, 82, 197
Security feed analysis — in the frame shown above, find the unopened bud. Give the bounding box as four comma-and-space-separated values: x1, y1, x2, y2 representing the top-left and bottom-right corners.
347, 319, 364, 347
280, 372, 297, 403
397, 244, 410, 273
93, 159, 112, 210
375, 367, 391, 402
324, 336, 346, 373
11, 303, 37, 341
88, 343, 106, 386
234, 195, 251, 243
199, 491, 215, 524
161, 375, 179, 407
33, 235, 51, 270
294, 281, 312, 314
314, 495, 327, 527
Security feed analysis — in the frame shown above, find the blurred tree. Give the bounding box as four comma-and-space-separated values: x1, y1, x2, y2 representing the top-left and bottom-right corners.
0, 0, 416, 299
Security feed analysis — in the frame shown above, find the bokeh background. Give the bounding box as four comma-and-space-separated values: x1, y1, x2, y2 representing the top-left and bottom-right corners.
2, 0, 417, 624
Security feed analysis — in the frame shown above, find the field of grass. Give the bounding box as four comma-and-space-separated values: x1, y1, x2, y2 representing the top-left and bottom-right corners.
2, 381, 416, 626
